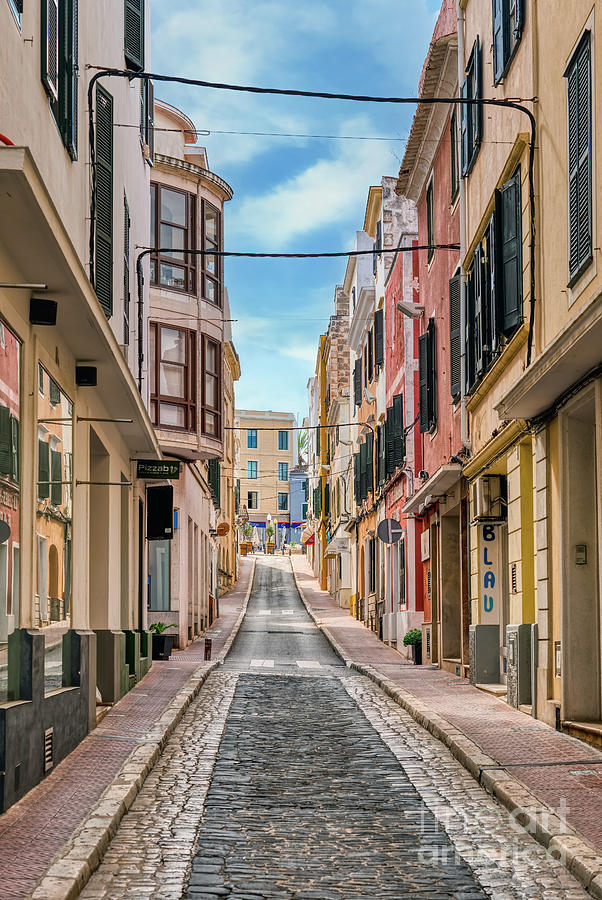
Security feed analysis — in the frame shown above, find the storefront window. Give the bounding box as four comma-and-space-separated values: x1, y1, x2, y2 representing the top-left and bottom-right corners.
0, 322, 21, 703
149, 540, 171, 610
36, 366, 73, 694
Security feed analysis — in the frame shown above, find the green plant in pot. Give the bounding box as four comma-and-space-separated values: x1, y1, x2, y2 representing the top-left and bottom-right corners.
242, 522, 253, 551
265, 522, 275, 553
150, 622, 176, 660
403, 628, 423, 666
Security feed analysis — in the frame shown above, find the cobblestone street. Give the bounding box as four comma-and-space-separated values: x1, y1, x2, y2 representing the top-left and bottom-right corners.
81, 558, 587, 899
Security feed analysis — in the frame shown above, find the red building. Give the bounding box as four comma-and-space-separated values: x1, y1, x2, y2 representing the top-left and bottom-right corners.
395, 0, 470, 674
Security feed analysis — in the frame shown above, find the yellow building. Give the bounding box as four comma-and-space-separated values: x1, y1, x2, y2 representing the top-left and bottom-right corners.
496, 2, 602, 739
235, 410, 295, 548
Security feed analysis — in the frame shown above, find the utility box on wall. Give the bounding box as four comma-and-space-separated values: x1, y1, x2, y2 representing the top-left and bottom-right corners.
469, 624, 500, 685
506, 624, 533, 708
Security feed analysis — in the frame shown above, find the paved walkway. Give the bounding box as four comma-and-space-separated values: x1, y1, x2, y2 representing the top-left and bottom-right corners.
0, 558, 254, 900
291, 556, 602, 856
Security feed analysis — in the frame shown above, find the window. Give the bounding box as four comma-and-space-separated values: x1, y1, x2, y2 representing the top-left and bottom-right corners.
426, 178, 435, 262
465, 168, 522, 392
247, 428, 257, 448
566, 33, 592, 285
149, 540, 170, 611
493, 0, 523, 84
95, 85, 113, 317
384, 395, 404, 477
353, 357, 362, 407
460, 38, 482, 177
278, 462, 288, 481
449, 273, 462, 398
399, 537, 406, 608
278, 492, 288, 511
123, 195, 130, 346
374, 308, 384, 368
208, 458, 220, 508
49, 379, 61, 407
302, 502, 308, 520
418, 318, 437, 433
0, 405, 19, 485
149, 323, 196, 430
41, 0, 78, 159
150, 184, 196, 293
124, 0, 144, 70
202, 202, 222, 306
278, 430, 288, 450
247, 491, 258, 510
201, 336, 221, 437
450, 108, 459, 202
38, 439, 50, 501
50, 449, 62, 506
247, 461, 258, 479
140, 79, 154, 164
368, 327, 374, 382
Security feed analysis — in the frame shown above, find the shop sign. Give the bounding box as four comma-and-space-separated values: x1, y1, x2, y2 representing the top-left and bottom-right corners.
480, 523, 501, 624
137, 460, 180, 479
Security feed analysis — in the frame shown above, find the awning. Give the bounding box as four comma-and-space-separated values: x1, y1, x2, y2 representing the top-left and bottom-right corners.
300, 525, 315, 545
324, 536, 350, 558
403, 464, 462, 515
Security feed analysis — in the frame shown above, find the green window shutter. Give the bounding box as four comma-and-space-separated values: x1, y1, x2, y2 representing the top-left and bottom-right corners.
359, 441, 367, 501
366, 432, 374, 497
51, 449, 62, 506
324, 482, 330, 517
374, 308, 384, 367
368, 328, 374, 382
41, 0, 60, 102
353, 358, 361, 407
492, 0, 505, 83
38, 440, 50, 500
316, 425, 320, 455
49, 378, 61, 405
427, 318, 436, 430
486, 212, 500, 357
124, 0, 144, 70
460, 78, 469, 176
95, 85, 114, 317
472, 37, 482, 158
10, 415, 19, 484
0, 406, 11, 477
146, 78, 155, 164
418, 333, 429, 433
567, 36, 592, 282
385, 406, 394, 477
449, 274, 462, 398
474, 244, 485, 377
465, 264, 477, 393
123, 194, 131, 345
353, 453, 360, 504
60, 0, 78, 160
499, 167, 523, 335
393, 393, 404, 468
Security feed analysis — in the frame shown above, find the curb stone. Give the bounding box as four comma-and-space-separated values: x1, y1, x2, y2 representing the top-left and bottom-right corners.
30, 558, 256, 900
290, 557, 602, 898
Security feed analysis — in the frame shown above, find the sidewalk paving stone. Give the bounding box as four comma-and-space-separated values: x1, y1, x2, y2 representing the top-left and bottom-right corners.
291, 556, 602, 867
0, 558, 254, 900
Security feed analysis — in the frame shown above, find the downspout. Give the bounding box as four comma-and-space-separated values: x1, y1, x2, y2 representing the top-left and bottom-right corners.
457, 0, 470, 452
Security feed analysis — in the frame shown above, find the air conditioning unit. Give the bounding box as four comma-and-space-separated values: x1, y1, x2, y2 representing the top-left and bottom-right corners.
471, 475, 507, 521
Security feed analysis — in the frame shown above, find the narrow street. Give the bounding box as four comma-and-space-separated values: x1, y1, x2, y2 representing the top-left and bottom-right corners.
82, 557, 585, 900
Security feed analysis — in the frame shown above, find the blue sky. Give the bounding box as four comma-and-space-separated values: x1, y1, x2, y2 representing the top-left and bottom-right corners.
150, 0, 441, 419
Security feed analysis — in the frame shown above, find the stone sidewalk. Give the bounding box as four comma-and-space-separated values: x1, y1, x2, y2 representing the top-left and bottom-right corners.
291, 555, 602, 897
0, 557, 255, 900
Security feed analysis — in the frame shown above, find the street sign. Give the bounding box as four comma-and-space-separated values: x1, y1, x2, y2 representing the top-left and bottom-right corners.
217, 522, 230, 536
137, 460, 180, 479
377, 518, 404, 544
0, 520, 10, 544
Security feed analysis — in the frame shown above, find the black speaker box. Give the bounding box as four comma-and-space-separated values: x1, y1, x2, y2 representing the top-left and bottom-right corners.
147, 485, 174, 540
75, 366, 97, 386
29, 298, 57, 326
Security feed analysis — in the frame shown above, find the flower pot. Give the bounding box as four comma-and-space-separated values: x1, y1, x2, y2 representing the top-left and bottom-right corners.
152, 633, 174, 661
411, 642, 422, 666
240, 544, 248, 556
266, 542, 275, 554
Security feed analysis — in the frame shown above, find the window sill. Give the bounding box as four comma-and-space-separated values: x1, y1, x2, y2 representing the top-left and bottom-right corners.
568, 254, 594, 296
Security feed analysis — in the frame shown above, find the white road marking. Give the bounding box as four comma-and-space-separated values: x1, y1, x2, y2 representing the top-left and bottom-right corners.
280, 609, 294, 615
250, 659, 275, 668
296, 660, 322, 669
255, 610, 271, 616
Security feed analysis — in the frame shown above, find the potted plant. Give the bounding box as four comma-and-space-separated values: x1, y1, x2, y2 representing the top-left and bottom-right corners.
403, 628, 423, 665
242, 523, 253, 553
265, 522, 275, 554
150, 622, 176, 660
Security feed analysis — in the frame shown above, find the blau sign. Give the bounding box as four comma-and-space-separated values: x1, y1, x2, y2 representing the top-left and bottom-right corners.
480, 523, 501, 624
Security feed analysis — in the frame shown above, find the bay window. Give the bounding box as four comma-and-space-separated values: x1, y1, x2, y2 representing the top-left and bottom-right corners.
202, 336, 221, 437
150, 184, 196, 293
202, 201, 222, 306
150, 323, 196, 430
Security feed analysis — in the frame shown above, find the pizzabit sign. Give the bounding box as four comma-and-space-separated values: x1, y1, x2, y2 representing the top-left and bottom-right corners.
137, 460, 181, 479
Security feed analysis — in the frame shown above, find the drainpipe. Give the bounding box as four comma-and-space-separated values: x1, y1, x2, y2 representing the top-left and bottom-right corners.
458, 0, 470, 452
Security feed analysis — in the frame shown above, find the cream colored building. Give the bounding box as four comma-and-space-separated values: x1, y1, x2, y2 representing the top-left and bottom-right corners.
0, 0, 159, 809
148, 100, 236, 647
220, 307, 241, 593
235, 410, 295, 546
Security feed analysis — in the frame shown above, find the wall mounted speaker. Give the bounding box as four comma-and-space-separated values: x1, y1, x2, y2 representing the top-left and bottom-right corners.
147, 485, 174, 541
75, 366, 97, 387
29, 298, 57, 326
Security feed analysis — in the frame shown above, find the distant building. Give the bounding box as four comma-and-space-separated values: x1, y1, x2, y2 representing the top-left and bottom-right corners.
289, 465, 308, 545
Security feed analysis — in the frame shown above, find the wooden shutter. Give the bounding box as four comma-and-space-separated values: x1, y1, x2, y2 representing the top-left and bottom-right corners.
393, 393, 404, 468
427, 317, 437, 430
567, 36, 592, 282
95, 85, 114, 317
124, 0, 144, 70
359, 441, 367, 501
14, 0, 23, 11
474, 244, 485, 377
60, 0, 78, 160
418, 333, 429, 433
51, 450, 62, 506
374, 308, 384, 367
492, 0, 505, 83
385, 406, 394, 478
465, 264, 476, 393
38, 440, 50, 500
353, 453, 360, 504
353, 358, 361, 407
123, 195, 131, 345
324, 482, 330, 517
366, 432, 374, 496
146, 79, 155, 164
368, 328, 374, 382
10, 415, 19, 483
460, 78, 469, 176
499, 168, 522, 335
0, 407, 11, 477
42, 0, 60, 102
472, 38, 482, 158
449, 274, 461, 397
487, 212, 500, 356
